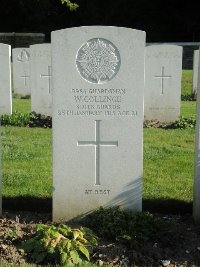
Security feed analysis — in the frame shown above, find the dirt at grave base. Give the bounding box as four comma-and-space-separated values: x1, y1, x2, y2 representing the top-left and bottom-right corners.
0, 211, 200, 267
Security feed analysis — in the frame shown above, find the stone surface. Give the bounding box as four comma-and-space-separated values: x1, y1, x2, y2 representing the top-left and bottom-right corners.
194, 49, 200, 224
0, 120, 2, 216
0, 43, 12, 115
144, 45, 182, 122
160, 260, 170, 267
12, 48, 31, 96
30, 44, 52, 116
52, 26, 145, 222
192, 50, 199, 95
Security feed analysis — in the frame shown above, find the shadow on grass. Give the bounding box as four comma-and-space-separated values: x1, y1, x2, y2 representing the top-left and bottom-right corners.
2, 196, 192, 215
143, 198, 192, 214
3, 196, 52, 213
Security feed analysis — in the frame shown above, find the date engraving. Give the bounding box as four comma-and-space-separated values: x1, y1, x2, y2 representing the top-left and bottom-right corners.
85, 189, 111, 195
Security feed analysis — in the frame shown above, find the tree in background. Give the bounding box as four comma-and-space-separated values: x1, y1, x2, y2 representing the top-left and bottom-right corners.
1, 0, 200, 42
60, 0, 79, 11
0, 0, 81, 35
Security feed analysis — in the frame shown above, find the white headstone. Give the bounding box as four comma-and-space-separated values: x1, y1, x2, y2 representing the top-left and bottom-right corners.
194, 48, 200, 224
192, 50, 199, 95
30, 44, 52, 116
52, 26, 145, 222
0, 118, 2, 216
12, 48, 31, 96
0, 43, 12, 115
0, 119, 2, 216
144, 45, 182, 122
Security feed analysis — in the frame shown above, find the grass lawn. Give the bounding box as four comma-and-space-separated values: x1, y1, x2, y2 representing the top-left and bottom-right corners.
181, 101, 196, 118
143, 128, 194, 200
1, 70, 196, 213
181, 69, 192, 95
12, 98, 31, 113
1, 126, 52, 211
1, 124, 195, 213
2, 126, 52, 198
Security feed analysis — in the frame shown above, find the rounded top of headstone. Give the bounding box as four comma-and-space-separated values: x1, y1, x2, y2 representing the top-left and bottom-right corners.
0, 43, 11, 52
76, 38, 121, 84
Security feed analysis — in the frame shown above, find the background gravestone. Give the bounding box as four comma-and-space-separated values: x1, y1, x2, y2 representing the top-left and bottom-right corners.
30, 44, 52, 116
0, 119, 2, 216
144, 45, 183, 122
12, 47, 31, 96
52, 26, 145, 222
194, 48, 200, 224
0, 43, 12, 115
192, 50, 199, 95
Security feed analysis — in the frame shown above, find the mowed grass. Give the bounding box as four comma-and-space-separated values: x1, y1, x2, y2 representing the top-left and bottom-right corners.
1, 70, 196, 213
181, 101, 196, 118
144, 128, 194, 202
145, 70, 195, 207
181, 70, 196, 117
12, 98, 31, 113
181, 69, 192, 95
2, 126, 52, 198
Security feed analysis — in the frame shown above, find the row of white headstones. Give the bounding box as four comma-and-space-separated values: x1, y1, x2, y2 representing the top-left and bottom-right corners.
0, 26, 199, 223
1, 40, 184, 122
0, 43, 52, 116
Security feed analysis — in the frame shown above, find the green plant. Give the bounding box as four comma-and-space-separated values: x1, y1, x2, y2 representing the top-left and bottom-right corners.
4, 228, 19, 241
0, 111, 52, 128
83, 207, 161, 248
171, 116, 196, 129
60, 0, 79, 11
1, 111, 30, 127
13, 93, 30, 99
181, 93, 196, 101
29, 112, 52, 128
22, 224, 98, 265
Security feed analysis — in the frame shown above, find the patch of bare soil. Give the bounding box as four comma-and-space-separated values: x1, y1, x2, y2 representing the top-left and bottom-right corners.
0, 211, 51, 265
0, 211, 200, 267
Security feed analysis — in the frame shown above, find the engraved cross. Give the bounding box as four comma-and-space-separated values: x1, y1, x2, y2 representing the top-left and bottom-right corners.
40, 66, 52, 94
20, 71, 30, 86
154, 66, 172, 94
77, 120, 118, 186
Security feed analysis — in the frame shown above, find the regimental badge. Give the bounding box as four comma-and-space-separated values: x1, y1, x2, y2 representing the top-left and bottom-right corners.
76, 38, 121, 84
17, 49, 30, 62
